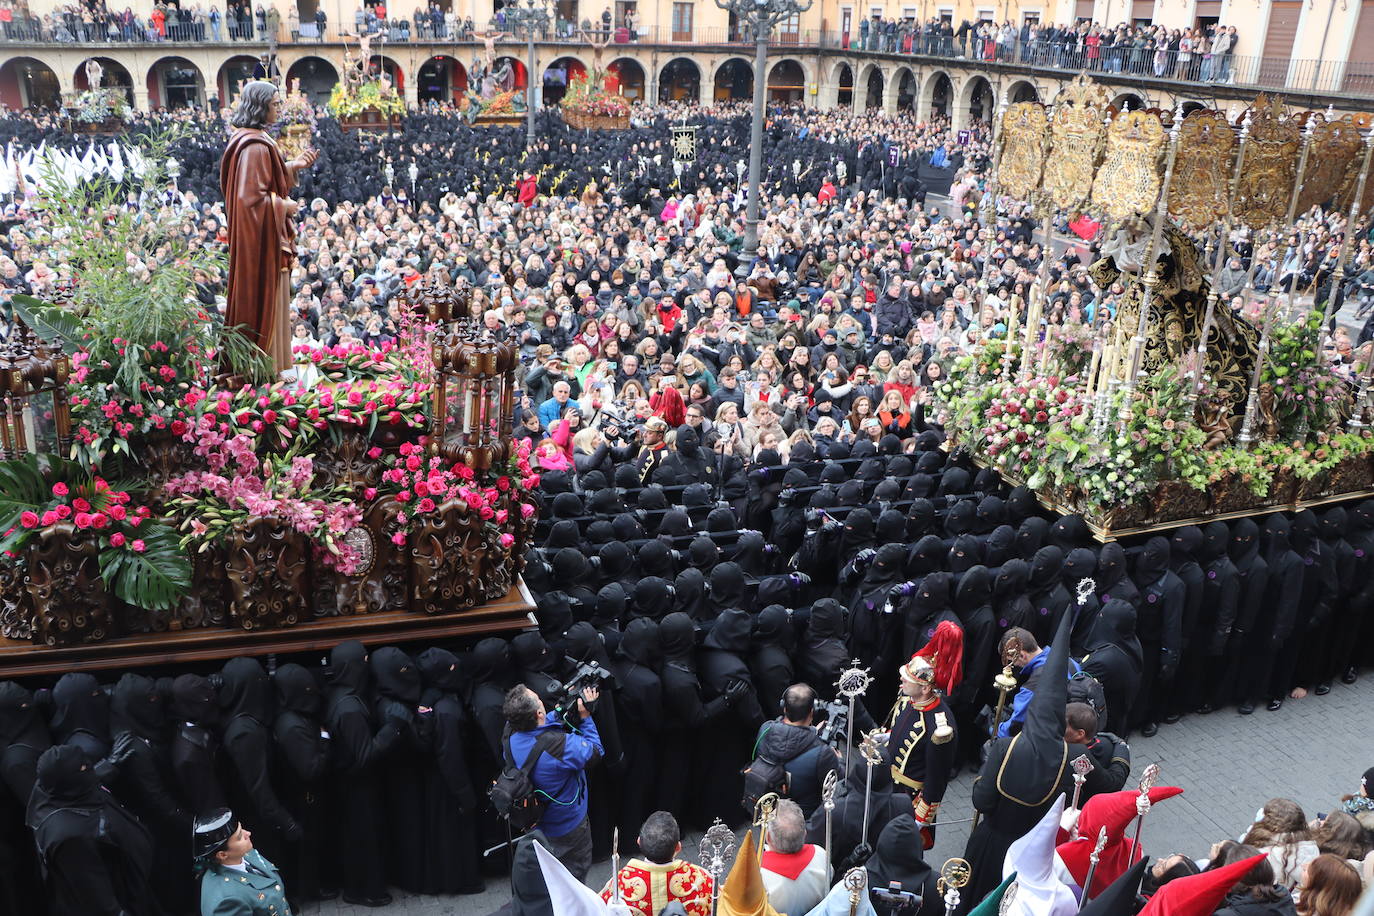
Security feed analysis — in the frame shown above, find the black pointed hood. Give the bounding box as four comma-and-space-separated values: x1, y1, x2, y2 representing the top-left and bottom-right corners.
1229, 517, 1261, 569
709, 562, 748, 610
1290, 509, 1318, 553
985, 525, 1017, 567
659, 612, 699, 660
1006, 486, 1039, 525
1133, 536, 1171, 584
1016, 517, 1050, 560
273, 663, 324, 717
955, 565, 995, 613
907, 498, 936, 537
1200, 521, 1230, 563
372, 647, 422, 706
633, 576, 676, 620
702, 607, 752, 652
468, 637, 512, 687
618, 618, 660, 667
1028, 545, 1065, 592
1062, 547, 1097, 588
944, 499, 977, 537
49, 673, 110, 750
674, 567, 710, 619
1050, 514, 1090, 549
1085, 598, 1143, 668
111, 673, 167, 742
171, 673, 220, 725
219, 656, 273, 724
0, 681, 49, 749
637, 539, 676, 579
1096, 542, 1130, 590
947, 534, 982, 573
867, 814, 934, 893
808, 598, 846, 640
906, 535, 946, 577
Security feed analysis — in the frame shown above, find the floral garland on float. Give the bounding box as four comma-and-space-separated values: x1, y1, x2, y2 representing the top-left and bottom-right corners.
939, 83, 1374, 539
0, 135, 536, 650
559, 72, 631, 130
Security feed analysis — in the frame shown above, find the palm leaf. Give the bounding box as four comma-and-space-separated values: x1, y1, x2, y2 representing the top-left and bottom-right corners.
98, 522, 192, 611
9, 295, 84, 352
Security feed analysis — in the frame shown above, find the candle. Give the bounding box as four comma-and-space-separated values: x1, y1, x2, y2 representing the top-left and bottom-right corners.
1085, 344, 1102, 399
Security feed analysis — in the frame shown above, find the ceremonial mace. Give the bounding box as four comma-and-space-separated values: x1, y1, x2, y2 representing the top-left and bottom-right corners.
1068, 754, 1094, 814
1080, 826, 1110, 903
822, 769, 839, 883
939, 858, 973, 916
698, 819, 737, 916
1321, 126, 1374, 375
1128, 763, 1160, 865
859, 727, 886, 845
754, 792, 781, 862
836, 661, 873, 773
845, 867, 869, 916
971, 646, 1020, 832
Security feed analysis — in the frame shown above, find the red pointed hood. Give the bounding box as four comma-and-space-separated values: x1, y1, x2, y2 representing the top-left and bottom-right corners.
1136, 854, 1267, 916
1055, 787, 1184, 893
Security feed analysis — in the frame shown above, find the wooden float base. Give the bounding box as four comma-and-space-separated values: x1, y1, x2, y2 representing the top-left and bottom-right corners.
473, 113, 527, 127
0, 581, 536, 677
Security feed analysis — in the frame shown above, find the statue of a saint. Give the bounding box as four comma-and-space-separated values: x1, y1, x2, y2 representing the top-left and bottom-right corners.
84, 58, 104, 91
218, 81, 318, 375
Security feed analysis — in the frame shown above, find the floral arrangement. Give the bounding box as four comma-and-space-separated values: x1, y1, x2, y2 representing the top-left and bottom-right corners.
975, 374, 1088, 486
477, 89, 519, 116
70, 87, 130, 124
277, 80, 317, 125
560, 73, 631, 118
328, 79, 406, 119
1263, 310, 1350, 439
374, 438, 539, 549
0, 455, 189, 610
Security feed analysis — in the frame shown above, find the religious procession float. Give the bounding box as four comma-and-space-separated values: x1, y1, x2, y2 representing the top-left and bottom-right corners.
559, 72, 632, 131
327, 34, 406, 132
63, 60, 131, 136
938, 76, 1374, 540
0, 147, 535, 674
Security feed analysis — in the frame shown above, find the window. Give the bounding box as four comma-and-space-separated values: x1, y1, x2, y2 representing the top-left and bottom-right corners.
671, 1, 692, 40
902, 6, 917, 19
777, 11, 800, 41
977, 8, 994, 23
938, 7, 953, 23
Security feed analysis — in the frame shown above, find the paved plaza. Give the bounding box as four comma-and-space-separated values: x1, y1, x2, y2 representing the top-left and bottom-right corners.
307, 674, 1372, 915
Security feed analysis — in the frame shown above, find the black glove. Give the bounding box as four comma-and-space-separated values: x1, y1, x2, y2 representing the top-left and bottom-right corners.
723, 678, 751, 706
840, 842, 873, 871
283, 821, 304, 844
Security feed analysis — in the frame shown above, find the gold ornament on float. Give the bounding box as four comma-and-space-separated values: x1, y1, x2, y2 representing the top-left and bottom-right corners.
1168, 109, 1237, 231
1091, 108, 1167, 222
1040, 73, 1110, 211
998, 102, 1048, 203
1232, 95, 1300, 229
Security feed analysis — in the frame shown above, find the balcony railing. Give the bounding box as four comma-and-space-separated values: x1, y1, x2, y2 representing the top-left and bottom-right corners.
3, 16, 1370, 99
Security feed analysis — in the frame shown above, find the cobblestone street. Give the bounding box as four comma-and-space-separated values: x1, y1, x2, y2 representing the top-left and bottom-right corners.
308, 674, 1373, 916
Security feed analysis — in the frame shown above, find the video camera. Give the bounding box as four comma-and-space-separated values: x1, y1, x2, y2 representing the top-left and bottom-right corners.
549, 660, 613, 726
814, 699, 851, 751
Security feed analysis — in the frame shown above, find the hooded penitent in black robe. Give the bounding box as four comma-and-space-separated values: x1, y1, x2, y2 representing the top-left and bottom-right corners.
696, 608, 765, 827
324, 640, 402, 904
1215, 518, 1269, 710
1335, 501, 1374, 679
993, 558, 1034, 634
1191, 522, 1240, 713
26, 745, 158, 916
656, 612, 731, 822
271, 663, 333, 904
867, 814, 940, 916
219, 657, 297, 870
48, 673, 111, 762
1026, 546, 1071, 647
951, 566, 999, 756
749, 605, 797, 714
1079, 599, 1143, 737
798, 598, 851, 701
1094, 541, 1140, 610
1281, 510, 1339, 695
0, 682, 50, 916
805, 757, 912, 873
1165, 526, 1205, 718
960, 612, 1075, 916
169, 673, 227, 819
1311, 507, 1357, 688
1128, 536, 1185, 731
1061, 546, 1100, 655
109, 673, 191, 915
1242, 517, 1302, 711
415, 648, 484, 895
371, 647, 433, 893
563, 622, 624, 860
611, 618, 664, 845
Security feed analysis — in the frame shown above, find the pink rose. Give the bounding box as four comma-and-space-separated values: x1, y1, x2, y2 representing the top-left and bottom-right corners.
90, 513, 109, 529
51, 482, 69, 497
130, 539, 145, 553
499, 533, 515, 549
40, 510, 59, 526
367, 447, 383, 459
20, 511, 39, 529
417, 498, 436, 513
364, 487, 378, 500
109, 532, 126, 547
73, 512, 94, 529
391, 532, 407, 547
108, 505, 127, 521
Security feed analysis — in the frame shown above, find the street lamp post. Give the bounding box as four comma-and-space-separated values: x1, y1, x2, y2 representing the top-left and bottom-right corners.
716, 0, 812, 278
495, 0, 550, 146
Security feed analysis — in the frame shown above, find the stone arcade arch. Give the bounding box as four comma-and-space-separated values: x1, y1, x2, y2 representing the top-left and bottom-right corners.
285, 56, 339, 104
76, 56, 135, 107
216, 55, 260, 103
147, 56, 204, 109
1006, 79, 1039, 104
658, 57, 701, 103
832, 61, 854, 109
860, 63, 884, 110
890, 66, 917, 111
541, 56, 585, 105
419, 56, 467, 103
1110, 91, 1146, 111
957, 74, 994, 129
767, 59, 805, 103
0, 57, 61, 109
606, 58, 645, 100
923, 70, 952, 121
714, 58, 752, 101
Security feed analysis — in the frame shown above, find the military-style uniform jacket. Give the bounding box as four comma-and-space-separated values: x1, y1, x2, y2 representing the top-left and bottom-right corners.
883, 694, 956, 822
199, 849, 291, 916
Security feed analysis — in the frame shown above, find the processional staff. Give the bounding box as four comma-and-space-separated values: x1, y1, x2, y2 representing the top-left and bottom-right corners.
1128, 763, 1160, 865
698, 819, 737, 916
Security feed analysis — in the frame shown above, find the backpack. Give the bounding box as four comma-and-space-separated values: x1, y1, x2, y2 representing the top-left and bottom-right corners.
490, 730, 564, 833
741, 750, 789, 814
1067, 669, 1108, 732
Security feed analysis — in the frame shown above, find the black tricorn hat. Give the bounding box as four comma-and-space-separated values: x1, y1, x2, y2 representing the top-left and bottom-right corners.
193, 809, 238, 861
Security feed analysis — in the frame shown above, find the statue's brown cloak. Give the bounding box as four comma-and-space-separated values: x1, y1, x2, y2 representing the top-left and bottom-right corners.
219, 127, 294, 372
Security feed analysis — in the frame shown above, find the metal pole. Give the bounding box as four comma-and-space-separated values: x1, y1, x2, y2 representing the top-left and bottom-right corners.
1317, 128, 1374, 358
526, 22, 536, 146
740, 11, 768, 278
1194, 111, 1253, 398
